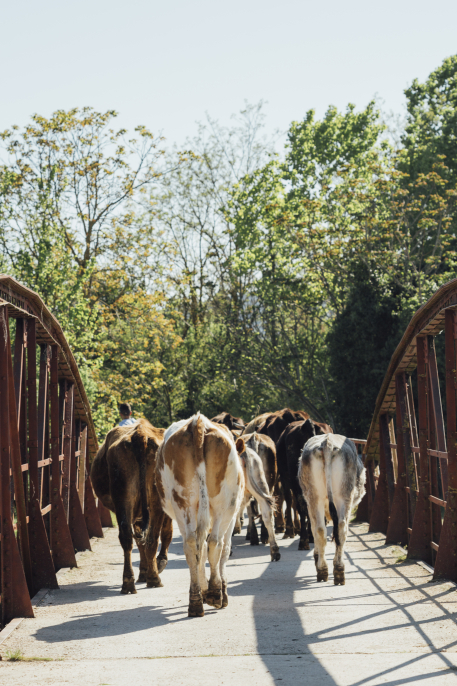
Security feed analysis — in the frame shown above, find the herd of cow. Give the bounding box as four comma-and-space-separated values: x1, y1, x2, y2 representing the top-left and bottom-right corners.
91, 408, 366, 617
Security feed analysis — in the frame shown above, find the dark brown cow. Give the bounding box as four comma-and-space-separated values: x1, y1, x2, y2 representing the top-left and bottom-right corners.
257, 409, 309, 535
277, 419, 333, 550
91, 419, 173, 594
211, 412, 246, 432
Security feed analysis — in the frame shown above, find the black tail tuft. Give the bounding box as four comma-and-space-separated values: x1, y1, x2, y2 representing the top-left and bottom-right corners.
329, 501, 340, 546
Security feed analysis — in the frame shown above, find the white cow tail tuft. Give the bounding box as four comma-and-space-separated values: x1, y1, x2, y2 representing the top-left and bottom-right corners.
323, 436, 340, 545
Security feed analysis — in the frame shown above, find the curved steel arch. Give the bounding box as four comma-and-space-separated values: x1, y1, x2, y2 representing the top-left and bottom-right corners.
361, 277, 457, 583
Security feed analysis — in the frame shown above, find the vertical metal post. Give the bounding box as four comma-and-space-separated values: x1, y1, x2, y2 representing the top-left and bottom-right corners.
386, 374, 409, 546
67, 386, 91, 552
0, 306, 33, 627
6, 316, 33, 592
408, 336, 432, 563
27, 320, 58, 593
49, 346, 77, 571
369, 414, 392, 534
61, 381, 73, 520
428, 336, 449, 498
82, 422, 104, 538
434, 309, 457, 581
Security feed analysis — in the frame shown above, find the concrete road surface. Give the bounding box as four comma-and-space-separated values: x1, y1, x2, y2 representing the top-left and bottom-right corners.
1, 522, 457, 685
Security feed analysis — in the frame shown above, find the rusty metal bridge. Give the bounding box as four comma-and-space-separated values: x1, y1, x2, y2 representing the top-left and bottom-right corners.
1, 274, 457, 632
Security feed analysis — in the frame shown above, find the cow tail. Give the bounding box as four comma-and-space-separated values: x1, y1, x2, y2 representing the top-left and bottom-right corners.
193, 413, 210, 545
244, 450, 276, 513
323, 436, 340, 545
132, 431, 149, 535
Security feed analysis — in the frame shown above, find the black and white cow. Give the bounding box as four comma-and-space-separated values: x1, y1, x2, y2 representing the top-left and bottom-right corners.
298, 434, 366, 585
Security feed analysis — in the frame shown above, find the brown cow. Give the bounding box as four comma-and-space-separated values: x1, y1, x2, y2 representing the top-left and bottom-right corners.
91, 419, 172, 594
211, 412, 245, 432
257, 409, 309, 535
155, 413, 244, 617
242, 412, 271, 435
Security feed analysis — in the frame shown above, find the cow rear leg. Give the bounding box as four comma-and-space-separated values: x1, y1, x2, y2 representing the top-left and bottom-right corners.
292, 494, 301, 535
260, 518, 269, 545
283, 487, 295, 539
134, 526, 147, 583
257, 497, 280, 562
274, 482, 285, 533
219, 516, 236, 608
206, 534, 223, 609
309, 504, 328, 582
184, 533, 204, 617
296, 494, 310, 551
157, 515, 173, 574
117, 507, 136, 594
332, 496, 351, 585
144, 507, 164, 588
247, 501, 259, 545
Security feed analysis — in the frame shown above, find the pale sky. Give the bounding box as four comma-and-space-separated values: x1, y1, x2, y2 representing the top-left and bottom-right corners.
2, 0, 457, 145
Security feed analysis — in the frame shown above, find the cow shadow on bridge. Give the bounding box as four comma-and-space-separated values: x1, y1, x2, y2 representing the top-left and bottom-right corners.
229, 530, 338, 685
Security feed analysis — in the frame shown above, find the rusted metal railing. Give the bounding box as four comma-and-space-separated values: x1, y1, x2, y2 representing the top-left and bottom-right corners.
0, 276, 113, 629
357, 279, 457, 583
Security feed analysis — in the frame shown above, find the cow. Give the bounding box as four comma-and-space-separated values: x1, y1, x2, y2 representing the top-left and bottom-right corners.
277, 419, 333, 550
155, 413, 244, 617
234, 435, 280, 561
257, 408, 309, 535
233, 432, 276, 543
242, 412, 271, 435
298, 434, 366, 585
211, 412, 245, 432
91, 419, 173, 594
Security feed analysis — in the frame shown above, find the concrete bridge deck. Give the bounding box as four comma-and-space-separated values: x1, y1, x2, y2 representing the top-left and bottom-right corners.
1, 522, 457, 685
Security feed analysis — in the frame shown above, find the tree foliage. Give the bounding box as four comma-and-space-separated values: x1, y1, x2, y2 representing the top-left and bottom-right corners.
2, 56, 457, 440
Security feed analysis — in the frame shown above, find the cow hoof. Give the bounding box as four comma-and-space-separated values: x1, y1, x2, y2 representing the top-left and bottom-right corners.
147, 578, 163, 588
233, 526, 241, 535
250, 539, 259, 546
188, 603, 204, 617
205, 589, 223, 609
157, 556, 168, 574
261, 536, 269, 545
314, 553, 318, 568
137, 571, 147, 583
275, 524, 285, 534
317, 569, 329, 582
334, 567, 345, 585
121, 579, 136, 594
271, 551, 281, 562
298, 540, 310, 551
221, 583, 228, 608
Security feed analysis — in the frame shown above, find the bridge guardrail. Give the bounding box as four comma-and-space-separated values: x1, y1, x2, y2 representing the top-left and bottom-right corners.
0, 275, 113, 629
355, 278, 457, 583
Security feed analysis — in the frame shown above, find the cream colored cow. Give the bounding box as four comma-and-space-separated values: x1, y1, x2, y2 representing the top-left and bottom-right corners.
155, 413, 244, 617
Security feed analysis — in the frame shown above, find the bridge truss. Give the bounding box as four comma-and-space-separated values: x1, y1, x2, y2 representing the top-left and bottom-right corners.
357, 278, 457, 583
0, 275, 113, 628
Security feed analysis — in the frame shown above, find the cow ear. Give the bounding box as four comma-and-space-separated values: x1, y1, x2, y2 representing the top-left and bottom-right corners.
235, 437, 245, 455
